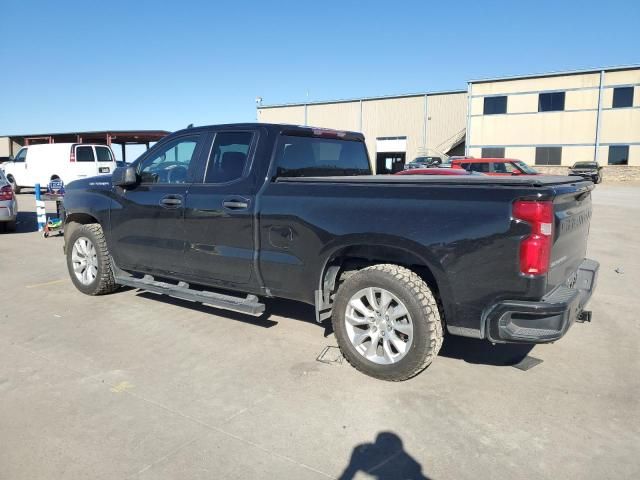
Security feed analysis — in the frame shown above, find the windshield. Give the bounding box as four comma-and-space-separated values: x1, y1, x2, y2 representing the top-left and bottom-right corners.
573, 162, 597, 169
514, 161, 538, 174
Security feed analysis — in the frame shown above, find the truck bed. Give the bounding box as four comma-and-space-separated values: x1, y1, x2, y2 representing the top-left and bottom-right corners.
277, 175, 589, 187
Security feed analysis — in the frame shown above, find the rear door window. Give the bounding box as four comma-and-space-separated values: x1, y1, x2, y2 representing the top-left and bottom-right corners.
95, 146, 114, 162
204, 131, 254, 183
76, 146, 95, 162
274, 135, 370, 177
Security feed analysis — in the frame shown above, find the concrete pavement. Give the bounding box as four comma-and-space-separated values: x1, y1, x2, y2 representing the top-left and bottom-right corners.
0, 185, 638, 479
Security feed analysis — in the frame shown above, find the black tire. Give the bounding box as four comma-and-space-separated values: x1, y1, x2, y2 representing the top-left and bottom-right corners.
7, 175, 20, 194
5, 219, 16, 232
332, 264, 443, 381
66, 223, 119, 295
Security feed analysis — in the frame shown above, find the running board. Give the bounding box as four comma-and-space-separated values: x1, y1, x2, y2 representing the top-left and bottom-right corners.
115, 274, 265, 316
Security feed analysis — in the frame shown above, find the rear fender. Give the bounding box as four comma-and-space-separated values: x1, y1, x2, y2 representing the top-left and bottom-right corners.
315, 237, 453, 323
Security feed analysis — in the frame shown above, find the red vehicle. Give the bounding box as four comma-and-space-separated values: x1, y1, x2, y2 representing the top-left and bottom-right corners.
451, 158, 539, 176
395, 167, 477, 176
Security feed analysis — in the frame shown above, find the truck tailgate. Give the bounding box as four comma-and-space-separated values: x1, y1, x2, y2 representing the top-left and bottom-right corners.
548, 183, 594, 290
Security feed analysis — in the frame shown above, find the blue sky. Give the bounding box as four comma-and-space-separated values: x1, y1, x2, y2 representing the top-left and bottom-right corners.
2, 0, 639, 136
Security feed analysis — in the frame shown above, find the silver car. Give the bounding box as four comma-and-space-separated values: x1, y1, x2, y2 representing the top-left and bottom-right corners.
0, 169, 17, 232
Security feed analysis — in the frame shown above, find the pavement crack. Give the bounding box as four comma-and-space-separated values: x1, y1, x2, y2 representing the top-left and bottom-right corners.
129, 436, 203, 478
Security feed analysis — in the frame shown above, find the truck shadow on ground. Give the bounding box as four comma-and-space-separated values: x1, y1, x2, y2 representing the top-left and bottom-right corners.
438, 336, 534, 366
264, 298, 534, 366
135, 294, 533, 367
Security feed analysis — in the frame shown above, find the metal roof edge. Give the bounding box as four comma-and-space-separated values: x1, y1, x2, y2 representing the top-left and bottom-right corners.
259, 89, 466, 109
468, 64, 640, 84
2, 129, 170, 138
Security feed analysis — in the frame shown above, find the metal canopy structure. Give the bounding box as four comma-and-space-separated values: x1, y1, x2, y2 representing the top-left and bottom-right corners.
5, 129, 170, 161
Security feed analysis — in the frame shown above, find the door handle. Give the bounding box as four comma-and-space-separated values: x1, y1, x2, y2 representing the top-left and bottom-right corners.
160, 195, 183, 208
222, 197, 249, 210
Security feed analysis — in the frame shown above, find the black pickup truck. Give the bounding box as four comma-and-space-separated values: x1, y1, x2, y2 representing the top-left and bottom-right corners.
63, 123, 599, 381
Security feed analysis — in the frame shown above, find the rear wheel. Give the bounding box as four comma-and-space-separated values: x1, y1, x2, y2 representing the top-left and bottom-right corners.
5, 219, 16, 232
66, 223, 118, 295
332, 264, 443, 381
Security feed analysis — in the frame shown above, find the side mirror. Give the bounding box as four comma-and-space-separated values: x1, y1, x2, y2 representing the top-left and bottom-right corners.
112, 166, 138, 187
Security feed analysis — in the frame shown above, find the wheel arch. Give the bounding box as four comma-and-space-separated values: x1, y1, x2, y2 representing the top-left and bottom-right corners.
315, 241, 451, 324
63, 212, 101, 252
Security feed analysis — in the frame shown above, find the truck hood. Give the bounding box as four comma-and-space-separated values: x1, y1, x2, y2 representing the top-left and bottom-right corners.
65, 175, 113, 191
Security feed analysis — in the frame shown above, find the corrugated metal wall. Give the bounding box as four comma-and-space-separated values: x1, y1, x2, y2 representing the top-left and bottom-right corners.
257, 105, 305, 125
427, 93, 467, 153
308, 102, 360, 131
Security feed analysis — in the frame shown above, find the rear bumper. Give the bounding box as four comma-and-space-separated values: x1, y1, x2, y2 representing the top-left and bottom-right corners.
484, 258, 599, 343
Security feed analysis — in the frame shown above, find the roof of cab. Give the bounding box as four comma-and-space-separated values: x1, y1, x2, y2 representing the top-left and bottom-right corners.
170, 123, 365, 140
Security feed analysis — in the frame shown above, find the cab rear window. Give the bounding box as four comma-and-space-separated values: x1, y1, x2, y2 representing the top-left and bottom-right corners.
274, 135, 370, 177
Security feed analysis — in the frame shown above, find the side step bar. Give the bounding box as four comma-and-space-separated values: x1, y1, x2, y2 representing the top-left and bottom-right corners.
115, 274, 265, 317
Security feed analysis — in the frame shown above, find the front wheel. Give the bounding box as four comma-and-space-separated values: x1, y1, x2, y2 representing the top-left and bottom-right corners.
332, 264, 443, 381
66, 223, 119, 295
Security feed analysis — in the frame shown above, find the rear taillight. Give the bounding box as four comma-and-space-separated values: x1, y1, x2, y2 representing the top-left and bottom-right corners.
0, 185, 14, 201
513, 200, 554, 275
70, 148, 76, 162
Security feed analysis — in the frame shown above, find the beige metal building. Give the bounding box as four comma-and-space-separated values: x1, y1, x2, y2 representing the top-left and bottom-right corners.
258, 91, 467, 174
0, 137, 22, 158
467, 65, 640, 178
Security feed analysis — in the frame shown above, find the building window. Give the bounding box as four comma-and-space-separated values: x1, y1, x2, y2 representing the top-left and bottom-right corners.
481, 147, 505, 158
612, 87, 634, 108
538, 92, 565, 112
608, 145, 629, 165
483, 96, 507, 115
535, 147, 562, 165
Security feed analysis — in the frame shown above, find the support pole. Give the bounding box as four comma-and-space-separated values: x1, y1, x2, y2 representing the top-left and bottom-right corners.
35, 184, 46, 232
465, 82, 472, 157
423, 94, 428, 153
121, 144, 126, 162
594, 70, 605, 163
